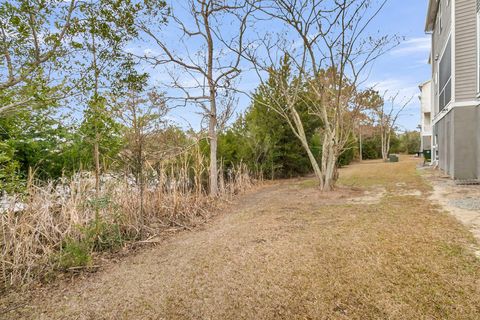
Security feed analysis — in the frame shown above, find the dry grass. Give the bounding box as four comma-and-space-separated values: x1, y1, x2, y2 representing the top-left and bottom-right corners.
339, 157, 430, 191
0, 163, 253, 293
2, 157, 480, 319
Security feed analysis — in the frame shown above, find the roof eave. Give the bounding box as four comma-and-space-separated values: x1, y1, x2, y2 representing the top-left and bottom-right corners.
425, 0, 439, 32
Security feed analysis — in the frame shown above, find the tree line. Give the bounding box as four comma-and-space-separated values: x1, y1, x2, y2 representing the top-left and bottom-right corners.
1, 0, 414, 195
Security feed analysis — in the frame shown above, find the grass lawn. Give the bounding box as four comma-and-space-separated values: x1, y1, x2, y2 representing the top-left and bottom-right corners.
1, 157, 480, 319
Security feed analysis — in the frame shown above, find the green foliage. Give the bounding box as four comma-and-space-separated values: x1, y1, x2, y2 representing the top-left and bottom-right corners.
57, 239, 92, 270
0, 0, 372, 194
361, 135, 382, 160
218, 103, 321, 178
76, 96, 124, 171
56, 217, 124, 270
338, 147, 355, 167
80, 218, 124, 252
0, 141, 23, 193
336, 134, 357, 167
358, 132, 408, 160
389, 134, 401, 154
218, 58, 323, 179
393, 131, 421, 154
0, 104, 83, 186
87, 196, 112, 211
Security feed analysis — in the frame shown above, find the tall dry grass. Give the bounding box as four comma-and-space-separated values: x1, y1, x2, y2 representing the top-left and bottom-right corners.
0, 161, 253, 293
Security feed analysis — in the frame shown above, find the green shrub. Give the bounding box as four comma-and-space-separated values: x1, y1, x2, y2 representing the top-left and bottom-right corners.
0, 141, 24, 194
81, 218, 124, 252
57, 239, 92, 270
56, 218, 124, 270
86, 196, 112, 210
338, 146, 355, 167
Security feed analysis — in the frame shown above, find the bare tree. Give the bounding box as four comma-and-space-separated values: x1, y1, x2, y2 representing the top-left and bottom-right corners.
114, 88, 168, 226
354, 88, 383, 161
137, 0, 254, 196
376, 93, 412, 161
246, 0, 397, 191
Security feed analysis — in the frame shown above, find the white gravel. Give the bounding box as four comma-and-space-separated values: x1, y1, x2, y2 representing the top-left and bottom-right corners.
448, 198, 480, 211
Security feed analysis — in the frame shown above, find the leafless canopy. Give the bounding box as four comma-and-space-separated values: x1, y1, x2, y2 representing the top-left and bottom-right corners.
136, 0, 255, 195
137, 0, 253, 127
244, 0, 399, 190
375, 92, 414, 160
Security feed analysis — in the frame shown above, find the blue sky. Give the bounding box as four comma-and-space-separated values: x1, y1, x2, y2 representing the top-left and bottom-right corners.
366, 0, 432, 132
132, 0, 432, 133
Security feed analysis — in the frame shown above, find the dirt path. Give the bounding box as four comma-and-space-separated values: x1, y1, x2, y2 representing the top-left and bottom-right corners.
424, 169, 480, 243
2, 158, 480, 319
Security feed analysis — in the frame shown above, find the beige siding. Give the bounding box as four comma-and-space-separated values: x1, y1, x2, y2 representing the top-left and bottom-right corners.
455, 0, 478, 102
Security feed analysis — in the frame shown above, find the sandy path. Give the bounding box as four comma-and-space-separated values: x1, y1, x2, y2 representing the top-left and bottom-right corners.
2, 181, 327, 319
425, 169, 480, 243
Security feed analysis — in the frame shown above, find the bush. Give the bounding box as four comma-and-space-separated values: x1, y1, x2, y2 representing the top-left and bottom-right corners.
57, 239, 92, 270
338, 146, 355, 167
56, 218, 124, 270
0, 141, 24, 194
361, 136, 381, 160
82, 218, 124, 252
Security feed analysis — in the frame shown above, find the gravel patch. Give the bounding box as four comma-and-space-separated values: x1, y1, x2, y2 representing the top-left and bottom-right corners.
448, 198, 480, 211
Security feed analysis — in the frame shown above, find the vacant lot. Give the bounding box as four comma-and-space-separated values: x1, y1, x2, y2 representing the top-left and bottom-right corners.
2, 157, 480, 319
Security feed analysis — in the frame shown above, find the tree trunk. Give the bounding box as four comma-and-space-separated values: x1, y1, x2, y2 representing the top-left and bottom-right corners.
359, 129, 363, 162
132, 100, 144, 228
303, 139, 323, 186
194, 141, 203, 195
289, 107, 324, 187
204, 8, 218, 197
208, 112, 218, 196
321, 134, 337, 192
94, 134, 101, 221
94, 137, 100, 194
91, 29, 100, 222
138, 151, 144, 228
381, 129, 390, 161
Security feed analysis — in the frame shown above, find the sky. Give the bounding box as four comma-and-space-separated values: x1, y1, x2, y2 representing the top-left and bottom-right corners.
365, 0, 432, 132
130, 0, 432, 133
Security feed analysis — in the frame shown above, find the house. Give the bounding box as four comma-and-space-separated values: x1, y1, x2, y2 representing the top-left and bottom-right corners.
419, 80, 433, 160
425, 0, 480, 180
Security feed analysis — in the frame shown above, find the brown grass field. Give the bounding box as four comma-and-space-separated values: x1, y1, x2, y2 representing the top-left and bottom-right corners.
1, 157, 480, 319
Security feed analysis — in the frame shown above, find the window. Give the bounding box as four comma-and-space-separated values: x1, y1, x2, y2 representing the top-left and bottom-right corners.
439, 38, 452, 111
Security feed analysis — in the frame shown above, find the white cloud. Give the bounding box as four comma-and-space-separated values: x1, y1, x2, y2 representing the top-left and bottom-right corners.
391, 37, 431, 56
143, 48, 155, 57
366, 78, 423, 131
367, 78, 421, 106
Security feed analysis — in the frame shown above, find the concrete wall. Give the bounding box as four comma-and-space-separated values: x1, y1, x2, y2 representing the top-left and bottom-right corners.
420, 81, 433, 149
437, 111, 455, 175
422, 135, 432, 150
453, 107, 478, 179
420, 81, 432, 113
424, 112, 432, 132
436, 107, 479, 180
478, 106, 480, 178
435, 113, 453, 174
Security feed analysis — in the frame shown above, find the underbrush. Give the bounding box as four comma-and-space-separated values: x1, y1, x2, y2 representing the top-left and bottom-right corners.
56, 218, 124, 270
0, 164, 253, 292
